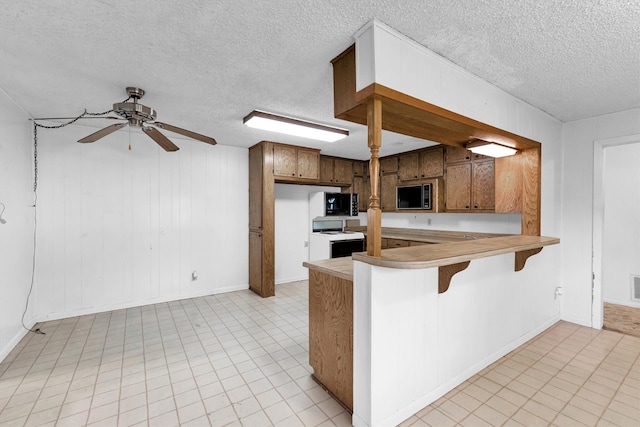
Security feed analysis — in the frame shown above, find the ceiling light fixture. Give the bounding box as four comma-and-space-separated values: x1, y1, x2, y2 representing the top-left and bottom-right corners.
243, 110, 349, 142
466, 139, 518, 158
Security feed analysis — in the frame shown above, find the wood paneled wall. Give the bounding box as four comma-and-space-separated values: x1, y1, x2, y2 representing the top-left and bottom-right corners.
33, 126, 249, 319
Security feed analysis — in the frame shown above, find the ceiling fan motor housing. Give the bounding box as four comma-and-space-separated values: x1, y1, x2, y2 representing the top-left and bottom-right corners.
113, 101, 157, 122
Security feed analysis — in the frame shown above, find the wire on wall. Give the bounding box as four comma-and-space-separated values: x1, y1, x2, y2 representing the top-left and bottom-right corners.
22, 106, 121, 335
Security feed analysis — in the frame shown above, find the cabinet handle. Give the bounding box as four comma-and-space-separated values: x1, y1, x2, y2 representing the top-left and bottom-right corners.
474, 205, 478, 209
466, 205, 470, 209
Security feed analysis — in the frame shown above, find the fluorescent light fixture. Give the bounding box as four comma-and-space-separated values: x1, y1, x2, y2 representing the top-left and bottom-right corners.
466, 139, 518, 158
243, 110, 348, 142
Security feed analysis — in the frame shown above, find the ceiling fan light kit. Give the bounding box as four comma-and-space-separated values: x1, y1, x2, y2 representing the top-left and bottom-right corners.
243, 110, 349, 142
75, 87, 217, 151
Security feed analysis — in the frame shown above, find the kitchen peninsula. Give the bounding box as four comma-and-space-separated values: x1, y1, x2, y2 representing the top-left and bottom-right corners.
303, 231, 559, 412
302, 21, 561, 427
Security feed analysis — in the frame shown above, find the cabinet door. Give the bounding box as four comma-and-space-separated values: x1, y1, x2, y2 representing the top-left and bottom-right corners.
298, 149, 319, 179
273, 145, 297, 177
334, 159, 353, 184
444, 146, 472, 164
319, 156, 334, 182
380, 156, 398, 174
249, 145, 263, 229
354, 175, 370, 211
445, 163, 471, 210
472, 160, 495, 210
398, 153, 420, 181
353, 176, 364, 208
421, 147, 444, 178
249, 232, 263, 294
353, 161, 364, 177
380, 173, 397, 211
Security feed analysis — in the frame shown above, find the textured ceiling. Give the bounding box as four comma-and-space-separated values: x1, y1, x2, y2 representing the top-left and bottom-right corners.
1, 0, 638, 159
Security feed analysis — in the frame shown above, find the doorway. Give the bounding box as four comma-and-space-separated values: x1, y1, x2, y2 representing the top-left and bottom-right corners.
592, 134, 640, 333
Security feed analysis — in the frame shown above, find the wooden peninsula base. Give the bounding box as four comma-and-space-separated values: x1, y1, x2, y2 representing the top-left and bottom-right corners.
308, 268, 354, 411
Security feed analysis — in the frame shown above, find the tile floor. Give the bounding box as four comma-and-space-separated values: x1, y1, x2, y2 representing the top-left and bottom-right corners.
0, 281, 638, 427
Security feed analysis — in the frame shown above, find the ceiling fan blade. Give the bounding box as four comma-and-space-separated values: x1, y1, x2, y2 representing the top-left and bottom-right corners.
78, 123, 127, 143
153, 122, 217, 146
142, 127, 180, 152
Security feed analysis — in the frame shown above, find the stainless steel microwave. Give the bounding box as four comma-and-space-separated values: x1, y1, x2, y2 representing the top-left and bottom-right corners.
396, 184, 432, 210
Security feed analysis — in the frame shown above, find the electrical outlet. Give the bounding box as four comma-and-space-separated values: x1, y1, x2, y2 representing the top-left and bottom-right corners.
304, 241, 309, 248
427, 218, 432, 226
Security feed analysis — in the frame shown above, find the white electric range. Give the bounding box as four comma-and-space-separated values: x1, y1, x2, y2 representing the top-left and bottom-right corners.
309, 218, 365, 261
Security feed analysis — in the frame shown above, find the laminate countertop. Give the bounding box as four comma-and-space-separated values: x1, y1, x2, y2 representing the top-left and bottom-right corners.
343, 226, 508, 244
304, 230, 559, 280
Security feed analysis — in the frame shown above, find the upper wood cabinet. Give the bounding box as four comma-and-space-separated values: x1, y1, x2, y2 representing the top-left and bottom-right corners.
398, 147, 444, 181
380, 156, 398, 174
320, 156, 354, 185
273, 144, 320, 182
445, 158, 495, 212
380, 173, 397, 212
472, 160, 495, 210
353, 161, 365, 177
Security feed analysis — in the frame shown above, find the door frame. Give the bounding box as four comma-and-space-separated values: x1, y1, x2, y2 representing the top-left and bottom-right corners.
592, 133, 640, 328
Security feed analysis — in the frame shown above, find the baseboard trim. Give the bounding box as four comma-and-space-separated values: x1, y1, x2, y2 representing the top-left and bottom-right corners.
0, 323, 35, 364
30, 284, 250, 325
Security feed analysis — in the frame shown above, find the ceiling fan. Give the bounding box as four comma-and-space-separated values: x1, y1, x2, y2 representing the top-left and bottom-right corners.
77, 87, 217, 151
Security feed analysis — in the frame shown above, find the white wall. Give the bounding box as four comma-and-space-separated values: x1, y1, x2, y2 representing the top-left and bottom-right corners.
0, 91, 39, 360
353, 250, 561, 426
561, 108, 640, 326
30, 123, 249, 323
602, 143, 640, 306
381, 212, 522, 235
274, 184, 340, 283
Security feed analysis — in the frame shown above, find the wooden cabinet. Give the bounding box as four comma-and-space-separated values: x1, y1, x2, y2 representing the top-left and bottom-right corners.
319, 156, 353, 185
353, 161, 370, 211
273, 144, 319, 182
445, 158, 495, 212
444, 146, 472, 163
308, 269, 353, 410
398, 147, 443, 181
248, 143, 275, 297
380, 156, 398, 174
379, 238, 431, 249
249, 141, 360, 298
472, 160, 495, 210
353, 161, 364, 177
445, 163, 472, 210
380, 173, 397, 212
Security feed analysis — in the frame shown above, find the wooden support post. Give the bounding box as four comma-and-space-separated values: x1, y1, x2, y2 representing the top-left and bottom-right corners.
367, 98, 383, 257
